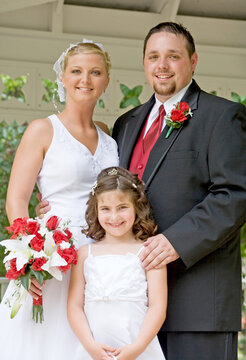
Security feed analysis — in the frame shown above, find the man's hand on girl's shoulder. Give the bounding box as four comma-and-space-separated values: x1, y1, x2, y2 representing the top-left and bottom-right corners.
140, 233, 179, 270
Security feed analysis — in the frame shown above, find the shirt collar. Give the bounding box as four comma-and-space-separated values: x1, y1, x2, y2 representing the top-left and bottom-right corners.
154, 80, 192, 115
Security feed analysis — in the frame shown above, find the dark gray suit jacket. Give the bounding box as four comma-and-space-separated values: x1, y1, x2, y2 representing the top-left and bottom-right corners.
112, 80, 246, 332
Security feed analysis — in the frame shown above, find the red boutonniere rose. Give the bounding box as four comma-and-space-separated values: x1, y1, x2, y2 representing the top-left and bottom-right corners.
165, 101, 192, 138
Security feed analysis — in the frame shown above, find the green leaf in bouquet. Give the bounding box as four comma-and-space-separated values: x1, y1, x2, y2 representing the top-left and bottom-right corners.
10, 285, 28, 319
31, 269, 44, 285
42, 271, 53, 281
33, 304, 44, 323
20, 271, 31, 291
10, 299, 23, 319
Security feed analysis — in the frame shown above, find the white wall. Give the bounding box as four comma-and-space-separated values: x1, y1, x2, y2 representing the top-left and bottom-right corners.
0, 3, 245, 126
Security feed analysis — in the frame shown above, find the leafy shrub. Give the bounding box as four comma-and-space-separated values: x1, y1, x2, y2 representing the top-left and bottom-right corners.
0, 120, 38, 275
0, 74, 27, 102
41, 78, 60, 103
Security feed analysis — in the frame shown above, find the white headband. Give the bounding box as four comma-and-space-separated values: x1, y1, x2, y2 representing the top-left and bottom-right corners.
53, 38, 105, 102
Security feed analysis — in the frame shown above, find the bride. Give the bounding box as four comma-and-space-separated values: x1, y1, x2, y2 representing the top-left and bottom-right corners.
0, 39, 119, 360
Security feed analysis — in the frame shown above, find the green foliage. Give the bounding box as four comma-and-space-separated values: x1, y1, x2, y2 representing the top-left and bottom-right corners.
241, 224, 246, 258
0, 74, 27, 102
0, 120, 38, 276
41, 78, 61, 104
231, 92, 246, 107
119, 83, 143, 108
98, 98, 105, 108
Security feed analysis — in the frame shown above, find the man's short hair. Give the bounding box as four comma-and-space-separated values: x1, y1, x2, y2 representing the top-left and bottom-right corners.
143, 22, 196, 58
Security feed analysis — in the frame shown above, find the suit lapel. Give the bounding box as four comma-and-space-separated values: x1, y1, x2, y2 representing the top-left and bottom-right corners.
143, 80, 200, 187
119, 95, 155, 168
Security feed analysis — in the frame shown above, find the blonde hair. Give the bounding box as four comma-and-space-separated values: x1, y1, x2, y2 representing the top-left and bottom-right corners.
63, 42, 111, 76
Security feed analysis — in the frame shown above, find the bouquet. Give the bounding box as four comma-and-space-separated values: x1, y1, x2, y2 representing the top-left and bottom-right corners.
1, 215, 78, 323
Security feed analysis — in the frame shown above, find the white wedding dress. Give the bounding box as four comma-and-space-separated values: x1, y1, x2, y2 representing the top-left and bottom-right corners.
0, 114, 119, 360
73, 244, 166, 360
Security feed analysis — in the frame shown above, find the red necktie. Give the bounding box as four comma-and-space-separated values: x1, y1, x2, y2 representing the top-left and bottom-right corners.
143, 104, 165, 153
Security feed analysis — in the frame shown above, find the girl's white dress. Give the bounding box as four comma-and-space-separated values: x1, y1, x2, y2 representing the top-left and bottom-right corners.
73, 244, 165, 360
0, 114, 119, 360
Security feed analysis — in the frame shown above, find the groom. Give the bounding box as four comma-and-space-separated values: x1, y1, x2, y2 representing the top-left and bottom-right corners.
112, 22, 246, 360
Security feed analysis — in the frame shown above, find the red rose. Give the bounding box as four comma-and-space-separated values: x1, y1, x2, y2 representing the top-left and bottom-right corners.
31, 257, 47, 271
46, 216, 60, 230
165, 101, 192, 139
170, 109, 187, 122
179, 102, 190, 112
65, 228, 73, 240
30, 233, 45, 252
6, 258, 26, 280
26, 221, 40, 235
53, 230, 69, 245
6, 218, 28, 237
57, 245, 77, 272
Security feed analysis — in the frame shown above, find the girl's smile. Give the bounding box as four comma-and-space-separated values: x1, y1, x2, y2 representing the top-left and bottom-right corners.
97, 189, 136, 241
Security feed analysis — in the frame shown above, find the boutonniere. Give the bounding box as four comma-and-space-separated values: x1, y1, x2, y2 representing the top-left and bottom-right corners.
165, 101, 192, 139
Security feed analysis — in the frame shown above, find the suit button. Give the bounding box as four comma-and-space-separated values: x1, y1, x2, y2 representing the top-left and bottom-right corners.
137, 164, 143, 169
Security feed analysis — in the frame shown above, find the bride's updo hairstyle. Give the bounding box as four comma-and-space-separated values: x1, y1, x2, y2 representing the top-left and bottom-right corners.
63, 42, 111, 76
53, 39, 111, 102
83, 167, 157, 241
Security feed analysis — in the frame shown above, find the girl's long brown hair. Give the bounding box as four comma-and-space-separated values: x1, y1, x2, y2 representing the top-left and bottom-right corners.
82, 167, 157, 241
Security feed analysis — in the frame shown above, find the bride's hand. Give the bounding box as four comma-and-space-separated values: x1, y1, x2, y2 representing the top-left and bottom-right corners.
29, 277, 45, 299
35, 193, 51, 218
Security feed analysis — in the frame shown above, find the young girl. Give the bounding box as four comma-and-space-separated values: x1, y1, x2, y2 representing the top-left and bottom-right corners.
67, 167, 167, 360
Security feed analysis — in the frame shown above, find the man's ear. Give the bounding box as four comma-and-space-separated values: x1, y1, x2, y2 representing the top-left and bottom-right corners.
191, 52, 198, 73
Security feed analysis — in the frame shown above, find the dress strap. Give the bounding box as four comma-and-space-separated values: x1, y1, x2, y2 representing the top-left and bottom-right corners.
48, 114, 69, 135
47, 114, 60, 138
48, 114, 59, 128
136, 245, 145, 257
